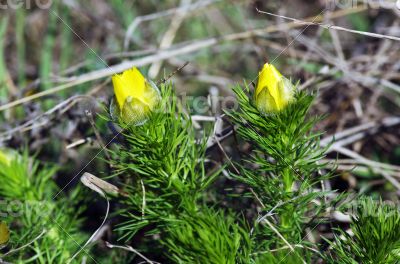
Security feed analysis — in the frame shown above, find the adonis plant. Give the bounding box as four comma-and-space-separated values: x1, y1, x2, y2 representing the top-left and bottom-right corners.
106, 66, 250, 263
1, 64, 400, 263
226, 63, 336, 263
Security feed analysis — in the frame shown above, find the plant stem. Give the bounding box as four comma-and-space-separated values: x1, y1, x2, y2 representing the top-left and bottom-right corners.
282, 167, 293, 193
281, 167, 294, 230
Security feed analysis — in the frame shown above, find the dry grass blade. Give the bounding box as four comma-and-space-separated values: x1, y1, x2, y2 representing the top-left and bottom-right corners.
256, 8, 400, 42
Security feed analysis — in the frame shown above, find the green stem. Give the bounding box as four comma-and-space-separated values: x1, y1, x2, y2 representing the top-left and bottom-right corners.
282, 167, 293, 193
281, 167, 294, 230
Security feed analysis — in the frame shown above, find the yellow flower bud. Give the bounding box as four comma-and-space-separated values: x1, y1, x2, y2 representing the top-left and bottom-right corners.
112, 67, 160, 125
254, 63, 294, 113
0, 222, 10, 247
0, 149, 14, 166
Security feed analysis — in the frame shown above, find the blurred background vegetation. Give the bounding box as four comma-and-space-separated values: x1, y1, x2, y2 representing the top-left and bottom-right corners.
0, 0, 400, 262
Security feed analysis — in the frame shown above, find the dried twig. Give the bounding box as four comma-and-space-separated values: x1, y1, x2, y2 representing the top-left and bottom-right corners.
256, 8, 400, 42
148, 0, 191, 78
105, 242, 158, 264
321, 117, 400, 148
332, 146, 400, 190
0, 95, 96, 142
68, 173, 114, 263
252, 244, 320, 255
124, 0, 218, 50
86, 110, 112, 162
66, 138, 93, 149
2, 229, 47, 258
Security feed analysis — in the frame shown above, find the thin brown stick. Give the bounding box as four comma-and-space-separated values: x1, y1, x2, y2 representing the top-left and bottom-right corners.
105, 242, 158, 264
256, 8, 400, 42
86, 110, 112, 162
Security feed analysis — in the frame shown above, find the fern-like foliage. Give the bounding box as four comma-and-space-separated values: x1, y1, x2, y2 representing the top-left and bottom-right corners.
109, 83, 246, 262
163, 208, 251, 264
0, 150, 87, 264
110, 84, 218, 238
226, 84, 335, 262
327, 197, 400, 264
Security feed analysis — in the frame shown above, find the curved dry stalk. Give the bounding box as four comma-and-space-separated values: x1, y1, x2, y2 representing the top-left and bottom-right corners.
105, 242, 159, 264
2, 229, 47, 258
67, 173, 113, 263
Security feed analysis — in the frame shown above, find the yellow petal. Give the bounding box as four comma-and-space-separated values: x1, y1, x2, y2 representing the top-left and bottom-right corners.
0, 150, 9, 166
0, 222, 10, 246
0, 149, 14, 166
112, 67, 146, 110
255, 85, 278, 113
255, 63, 282, 98
254, 63, 294, 113
112, 67, 160, 125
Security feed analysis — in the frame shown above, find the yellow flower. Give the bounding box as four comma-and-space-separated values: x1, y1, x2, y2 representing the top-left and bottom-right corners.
254, 63, 294, 113
0, 149, 14, 166
0, 222, 10, 247
112, 67, 160, 125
